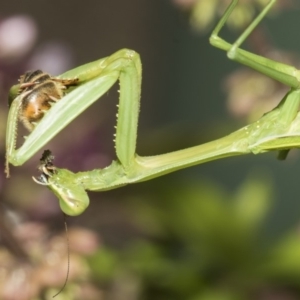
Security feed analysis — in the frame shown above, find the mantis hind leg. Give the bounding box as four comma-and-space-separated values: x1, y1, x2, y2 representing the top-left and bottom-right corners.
210, 0, 300, 159
209, 0, 300, 90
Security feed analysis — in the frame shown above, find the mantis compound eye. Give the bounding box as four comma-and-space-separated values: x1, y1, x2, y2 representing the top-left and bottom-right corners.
33, 150, 89, 216
34, 167, 90, 216
47, 170, 90, 216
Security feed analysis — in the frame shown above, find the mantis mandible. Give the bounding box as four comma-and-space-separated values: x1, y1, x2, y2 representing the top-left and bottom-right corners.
6, 0, 300, 216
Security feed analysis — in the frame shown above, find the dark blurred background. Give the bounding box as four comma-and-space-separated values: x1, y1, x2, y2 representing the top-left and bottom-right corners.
1, 0, 300, 299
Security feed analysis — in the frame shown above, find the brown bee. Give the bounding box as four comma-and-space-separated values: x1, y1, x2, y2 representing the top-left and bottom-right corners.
15, 70, 78, 131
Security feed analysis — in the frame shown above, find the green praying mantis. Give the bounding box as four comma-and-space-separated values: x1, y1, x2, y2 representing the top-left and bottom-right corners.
5, 0, 300, 216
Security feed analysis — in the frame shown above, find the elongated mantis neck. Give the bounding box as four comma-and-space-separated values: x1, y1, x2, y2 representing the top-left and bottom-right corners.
75, 101, 300, 192
75, 127, 249, 191
134, 128, 250, 181
74, 122, 254, 191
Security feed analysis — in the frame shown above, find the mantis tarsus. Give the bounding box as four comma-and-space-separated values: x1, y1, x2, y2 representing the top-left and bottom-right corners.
6, 0, 300, 216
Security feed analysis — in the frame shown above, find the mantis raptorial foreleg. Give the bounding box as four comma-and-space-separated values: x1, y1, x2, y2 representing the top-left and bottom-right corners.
6, 0, 300, 216
6, 49, 141, 171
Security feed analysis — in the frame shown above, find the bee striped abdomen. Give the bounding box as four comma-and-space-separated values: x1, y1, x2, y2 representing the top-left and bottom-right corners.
21, 69, 46, 84
16, 70, 78, 131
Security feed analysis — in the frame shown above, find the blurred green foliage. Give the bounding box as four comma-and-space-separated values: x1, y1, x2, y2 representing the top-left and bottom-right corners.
88, 173, 300, 299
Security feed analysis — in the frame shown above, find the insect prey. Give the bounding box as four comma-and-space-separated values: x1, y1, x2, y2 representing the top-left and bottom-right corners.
15, 70, 78, 131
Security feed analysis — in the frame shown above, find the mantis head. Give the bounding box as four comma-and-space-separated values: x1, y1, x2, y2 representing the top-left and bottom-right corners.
33, 150, 89, 216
